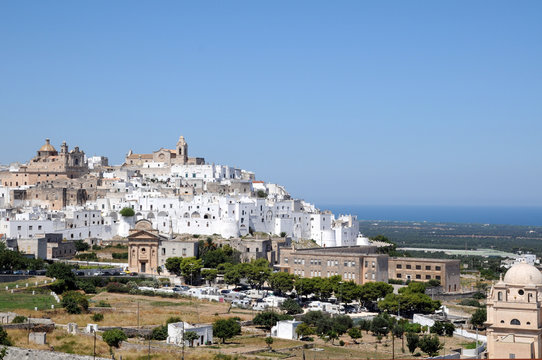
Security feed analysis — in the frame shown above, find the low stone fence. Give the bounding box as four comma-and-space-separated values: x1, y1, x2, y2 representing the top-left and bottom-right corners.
88, 307, 119, 313
1, 323, 55, 332
97, 326, 153, 338
3, 346, 110, 360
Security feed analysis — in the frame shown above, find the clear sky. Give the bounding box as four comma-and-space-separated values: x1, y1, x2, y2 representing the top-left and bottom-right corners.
1, 1, 541, 206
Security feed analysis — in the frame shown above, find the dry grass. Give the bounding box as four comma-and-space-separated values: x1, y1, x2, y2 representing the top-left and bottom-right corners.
12, 292, 254, 328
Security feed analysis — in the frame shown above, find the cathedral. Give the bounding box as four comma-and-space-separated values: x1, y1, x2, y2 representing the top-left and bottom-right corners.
124, 135, 205, 167
486, 262, 542, 358
0, 138, 88, 187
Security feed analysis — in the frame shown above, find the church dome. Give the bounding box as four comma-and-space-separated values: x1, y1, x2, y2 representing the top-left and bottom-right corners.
39, 138, 56, 152
503, 262, 542, 285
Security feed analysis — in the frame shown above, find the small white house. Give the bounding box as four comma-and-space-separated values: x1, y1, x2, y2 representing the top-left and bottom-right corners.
166, 322, 213, 347
271, 320, 303, 340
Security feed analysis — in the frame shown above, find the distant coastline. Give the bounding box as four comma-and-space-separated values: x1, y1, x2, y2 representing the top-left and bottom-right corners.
321, 205, 542, 227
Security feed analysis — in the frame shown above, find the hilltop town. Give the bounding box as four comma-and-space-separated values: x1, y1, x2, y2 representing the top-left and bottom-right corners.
0, 136, 537, 359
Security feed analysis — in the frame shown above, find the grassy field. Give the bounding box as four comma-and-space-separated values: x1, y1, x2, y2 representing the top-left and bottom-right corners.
0, 289, 57, 311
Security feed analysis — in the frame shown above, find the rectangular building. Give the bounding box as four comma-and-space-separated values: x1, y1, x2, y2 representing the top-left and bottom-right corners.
277, 246, 388, 284
388, 257, 461, 293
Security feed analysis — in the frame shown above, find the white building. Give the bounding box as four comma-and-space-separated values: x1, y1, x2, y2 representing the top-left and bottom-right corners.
166, 322, 213, 347
271, 320, 303, 340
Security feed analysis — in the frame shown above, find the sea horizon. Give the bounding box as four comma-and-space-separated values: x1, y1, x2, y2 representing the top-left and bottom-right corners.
320, 204, 542, 227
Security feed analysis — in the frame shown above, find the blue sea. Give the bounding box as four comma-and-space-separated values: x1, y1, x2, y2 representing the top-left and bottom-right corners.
321, 205, 542, 227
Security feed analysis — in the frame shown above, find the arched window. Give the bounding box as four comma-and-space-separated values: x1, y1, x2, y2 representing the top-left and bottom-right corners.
498, 291, 503, 301
511, 319, 521, 325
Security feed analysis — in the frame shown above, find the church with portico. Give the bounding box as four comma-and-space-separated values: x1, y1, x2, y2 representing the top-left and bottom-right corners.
486, 262, 542, 358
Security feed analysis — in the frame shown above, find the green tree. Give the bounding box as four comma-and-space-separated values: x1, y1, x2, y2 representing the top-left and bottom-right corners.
295, 277, 316, 298
202, 248, 229, 268
336, 281, 361, 305
348, 327, 362, 343
419, 334, 443, 357
279, 298, 303, 315
406, 332, 419, 354
268, 272, 295, 295
102, 328, 127, 355
151, 325, 168, 340
165, 257, 183, 276
119, 207, 135, 217
46, 262, 76, 282
179, 257, 202, 285
265, 336, 274, 349
11, 315, 27, 324
62, 291, 89, 314
296, 323, 315, 339
185, 331, 199, 347
471, 308, 487, 330
331, 315, 353, 335
213, 318, 241, 344
359, 281, 394, 306
371, 313, 393, 337
0, 327, 12, 346
253, 311, 292, 331
201, 269, 218, 284
166, 317, 182, 325
224, 266, 242, 285
246, 260, 271, 289
74, 240, 90, 252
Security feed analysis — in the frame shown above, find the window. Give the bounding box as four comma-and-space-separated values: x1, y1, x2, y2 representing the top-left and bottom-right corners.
397, 273, 402, 278
182, 248, 187, 256
284, 258, 288, 264
38, 226, 42, 230
415, 265, 421, 270
498, 291, 503, 301
415, 274, 421, 279
518, 289, 525, 296
425, 265, 431, 270
396, 264, 402, 269
436, 275, 441, 280
406, 265, 411, 269
17, 226, 21, 230
344, 262, 348, 267
435, 266, 441, 271
425, 275, 431, 279
510, 319, 521, 325
29, 226, 33, 230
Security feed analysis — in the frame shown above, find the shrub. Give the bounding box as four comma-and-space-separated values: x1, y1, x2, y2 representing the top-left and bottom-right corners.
62, 291, 89, 314
112, 253, 128, 260
0, 326, 12, 346
91, 313, 104, 322
102, 328, 127, 350
77, 280, 96, 294
151, 325, 168, 340
339, 340, 345, 346
106, 282, 130, 293
119, 207, 135, 217
166, 316, 182, 325
11, 315, 27, 324
96, 300, 112, 308
75, 252, 98, 261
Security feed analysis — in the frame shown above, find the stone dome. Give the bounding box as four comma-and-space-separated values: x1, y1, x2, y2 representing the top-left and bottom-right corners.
503, 262, 542, 285
39, 138, 56, 152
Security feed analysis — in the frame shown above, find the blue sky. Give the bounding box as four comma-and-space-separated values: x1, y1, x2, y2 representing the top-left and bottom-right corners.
1, 1, 541, 206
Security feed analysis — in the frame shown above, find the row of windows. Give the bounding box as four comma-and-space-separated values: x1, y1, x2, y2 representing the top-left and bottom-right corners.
17, 225, 43, 231
396, 264, 441, 271
396, 273, 441, 280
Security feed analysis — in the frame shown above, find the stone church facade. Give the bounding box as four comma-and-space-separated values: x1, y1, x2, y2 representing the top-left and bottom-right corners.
0, 138, 88, 187
124, 135, 205, 167
486, 262, 542, 358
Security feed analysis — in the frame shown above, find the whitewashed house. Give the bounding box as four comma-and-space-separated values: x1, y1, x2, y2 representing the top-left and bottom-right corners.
271, 320, 303, 340
167, 322, 213, 347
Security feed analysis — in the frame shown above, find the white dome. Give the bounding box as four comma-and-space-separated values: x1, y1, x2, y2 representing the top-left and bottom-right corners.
503, 263, 542, 285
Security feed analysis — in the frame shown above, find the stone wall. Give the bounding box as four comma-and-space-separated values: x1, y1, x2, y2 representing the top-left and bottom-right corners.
3, 347, 109, 360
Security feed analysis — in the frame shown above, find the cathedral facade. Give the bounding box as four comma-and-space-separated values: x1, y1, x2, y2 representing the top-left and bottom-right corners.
486, 262, 542, 358
0, 138, 88, 187
124, 135, 205, 167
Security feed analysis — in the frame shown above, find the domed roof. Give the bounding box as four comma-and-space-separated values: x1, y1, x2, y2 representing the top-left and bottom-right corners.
503, 262, 542, 285
39, 138, 56, 152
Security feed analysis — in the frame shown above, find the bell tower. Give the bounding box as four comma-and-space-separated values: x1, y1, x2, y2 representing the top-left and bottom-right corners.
176, 135, 188, 164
